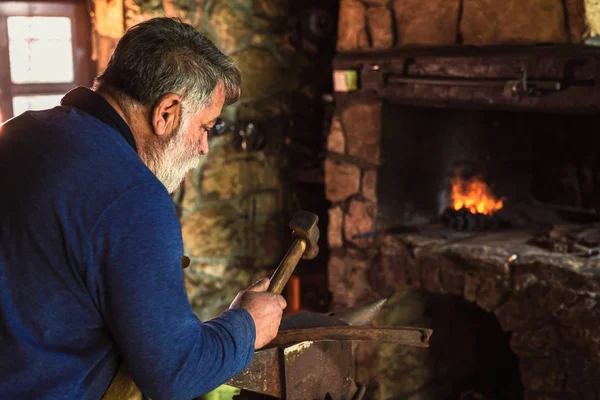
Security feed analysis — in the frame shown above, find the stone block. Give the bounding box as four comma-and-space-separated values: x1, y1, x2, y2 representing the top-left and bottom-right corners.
510, 325, 559, 358
586, 0, 600, 37
346, 266, 374, 307
373, 246, 413, 297
326, 116, 345, 154
327, 206, 344, 248
461, 0, 568, 45
328, 255, 349, 308
524, 393, 564, 400
494, 293, 547, 332
366, 6, 394, 49
463, 275, 480, 302
346, 247, 374, 274
337, 0, 369, 52
438, 264, 465, 296
520, 358, 565, 392
406, 257, 423, 288
324, 159, 361, 202
558, 296, 600, 356
94, 0, 124, 39
95, 35, 119, 75
420, 257, 442, 293
393, 0, 459, 46
565, 358, 600, 397
567, 0, 588, 42
475, 277, 508, 312
341, 102, 381, 164
208, 2, 252, 54
256, 0, 286, 17
344, 199, 376, 248
328, 255, 347, 289
361, 169, 377, 202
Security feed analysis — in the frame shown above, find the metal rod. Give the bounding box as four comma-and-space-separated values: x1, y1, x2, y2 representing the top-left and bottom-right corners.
269, 326, 433, 348
386, 75, 561, 91
268, 238, 307, 294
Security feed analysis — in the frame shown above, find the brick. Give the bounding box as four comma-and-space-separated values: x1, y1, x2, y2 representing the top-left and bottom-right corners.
366, 6, 394, 49
337, 0, 369, 52
344, 199, 376, 248
361, 169, 377, 202
461, 0, 568, 45
393, 0, 459, 46
342, 102, 381, 164
567, 0, 587, 42
325, 159, 361, 202
327, 116, 345, 154
328, 206, 344, 248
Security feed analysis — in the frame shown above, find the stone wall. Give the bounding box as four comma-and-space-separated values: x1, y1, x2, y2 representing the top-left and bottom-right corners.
336, 0, 593, 52
326, 98, 381, 310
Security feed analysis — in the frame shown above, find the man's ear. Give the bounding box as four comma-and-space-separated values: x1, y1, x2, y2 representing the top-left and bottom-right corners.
151, 93, 182, 136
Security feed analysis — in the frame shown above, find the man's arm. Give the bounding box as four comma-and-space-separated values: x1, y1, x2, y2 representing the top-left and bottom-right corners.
86, 183, 284, 400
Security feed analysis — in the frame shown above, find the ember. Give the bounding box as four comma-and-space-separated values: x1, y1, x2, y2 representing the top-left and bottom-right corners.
450, 174, 504, 215
441, 174, 509, 231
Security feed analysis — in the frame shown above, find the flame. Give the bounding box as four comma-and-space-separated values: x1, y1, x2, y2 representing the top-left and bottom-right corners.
450, 175, 504, 215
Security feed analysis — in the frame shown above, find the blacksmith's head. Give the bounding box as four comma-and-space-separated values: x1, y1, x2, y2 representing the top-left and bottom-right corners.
94, 17, 242, 193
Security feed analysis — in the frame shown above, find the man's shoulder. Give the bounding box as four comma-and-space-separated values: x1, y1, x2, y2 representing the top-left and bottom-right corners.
11, 107, 152, 181
14, 106, 133, 155
0, 107, 166, 220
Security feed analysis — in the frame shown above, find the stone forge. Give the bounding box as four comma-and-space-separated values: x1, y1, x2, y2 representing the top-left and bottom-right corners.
326, 45, 600, 399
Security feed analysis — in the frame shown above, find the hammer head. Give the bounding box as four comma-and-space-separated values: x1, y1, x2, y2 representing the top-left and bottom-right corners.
290, 211, 319, 259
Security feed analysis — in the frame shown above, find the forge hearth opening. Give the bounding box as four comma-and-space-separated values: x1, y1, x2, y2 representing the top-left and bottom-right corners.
426, 292, 523, 400
377, 103, 600, 230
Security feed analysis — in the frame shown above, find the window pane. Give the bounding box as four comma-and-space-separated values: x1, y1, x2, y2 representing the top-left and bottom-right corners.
7, 17, 74, 84
12, 94, 63, 117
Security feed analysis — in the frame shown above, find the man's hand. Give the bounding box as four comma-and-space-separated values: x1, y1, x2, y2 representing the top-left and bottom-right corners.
229, 277, 287, 349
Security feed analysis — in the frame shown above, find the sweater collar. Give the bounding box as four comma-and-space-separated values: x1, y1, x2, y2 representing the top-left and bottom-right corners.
61, 87, 137, 152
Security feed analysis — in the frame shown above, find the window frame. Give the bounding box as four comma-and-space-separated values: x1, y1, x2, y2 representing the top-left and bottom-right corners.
0, 1, 94, 120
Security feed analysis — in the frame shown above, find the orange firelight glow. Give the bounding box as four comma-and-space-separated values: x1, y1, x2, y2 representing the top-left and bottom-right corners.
450, 174, 505, 215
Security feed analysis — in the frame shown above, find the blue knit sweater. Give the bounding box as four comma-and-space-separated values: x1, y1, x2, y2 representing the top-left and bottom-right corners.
0, 87, 255, 400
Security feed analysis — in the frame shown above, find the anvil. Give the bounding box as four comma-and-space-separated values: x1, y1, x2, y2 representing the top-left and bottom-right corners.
226, 299, 432, 400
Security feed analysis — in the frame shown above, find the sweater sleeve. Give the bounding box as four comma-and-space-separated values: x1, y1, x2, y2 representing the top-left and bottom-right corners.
87, 183, 255, 400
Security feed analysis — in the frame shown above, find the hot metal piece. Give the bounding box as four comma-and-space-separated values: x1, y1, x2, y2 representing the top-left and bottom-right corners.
326, 298, 388, 326
279, 298, 388, 331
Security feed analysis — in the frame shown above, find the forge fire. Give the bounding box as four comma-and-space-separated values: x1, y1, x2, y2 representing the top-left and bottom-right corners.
439, 174, 508, 231
450, 174, 505, 216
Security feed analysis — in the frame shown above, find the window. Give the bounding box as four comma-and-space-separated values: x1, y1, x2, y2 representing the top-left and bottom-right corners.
0, 1, 93, 123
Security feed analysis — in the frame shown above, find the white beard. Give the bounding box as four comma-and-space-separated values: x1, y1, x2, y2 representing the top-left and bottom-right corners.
142, 116, 201, 193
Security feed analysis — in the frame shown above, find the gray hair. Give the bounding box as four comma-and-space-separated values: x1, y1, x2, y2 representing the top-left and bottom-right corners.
94, 17, 242, 113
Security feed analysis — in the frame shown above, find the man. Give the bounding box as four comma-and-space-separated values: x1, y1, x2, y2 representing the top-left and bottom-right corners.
0, 17, 286, 399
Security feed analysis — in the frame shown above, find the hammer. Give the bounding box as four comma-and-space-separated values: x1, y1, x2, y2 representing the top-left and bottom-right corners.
267, 210, 319, 294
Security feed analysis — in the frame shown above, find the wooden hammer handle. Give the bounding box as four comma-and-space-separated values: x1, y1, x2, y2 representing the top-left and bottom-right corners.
267, 238, 307, 294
